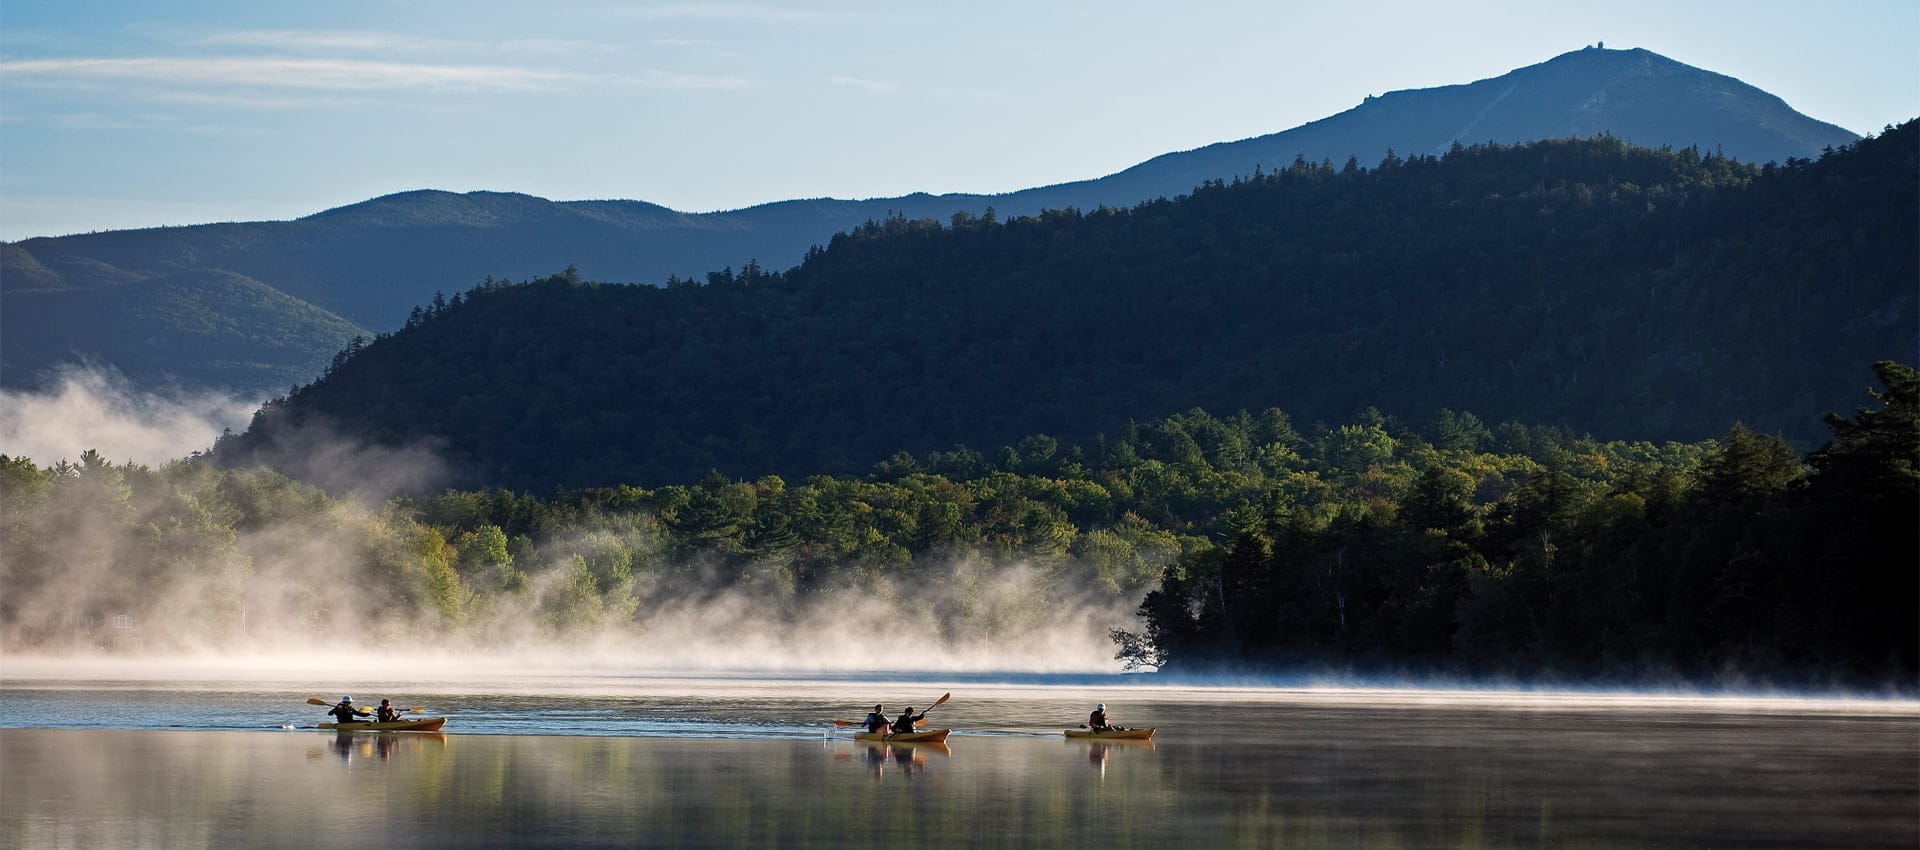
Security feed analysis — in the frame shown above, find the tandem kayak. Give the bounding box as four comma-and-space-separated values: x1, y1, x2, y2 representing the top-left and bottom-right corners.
853, 728, 951, 743
1064, 727, 1154, 740
320, 717, 448, 732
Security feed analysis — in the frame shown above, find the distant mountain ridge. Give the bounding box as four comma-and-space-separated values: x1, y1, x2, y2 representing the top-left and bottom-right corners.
1, 46, 1866, 394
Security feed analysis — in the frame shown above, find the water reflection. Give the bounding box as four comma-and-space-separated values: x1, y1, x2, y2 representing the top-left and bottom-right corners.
1074, 738, 1155, 779
313, 730, 448, 764
866, 741, 945, 778
2, 695, 1914, 849
835, 739, 951, 779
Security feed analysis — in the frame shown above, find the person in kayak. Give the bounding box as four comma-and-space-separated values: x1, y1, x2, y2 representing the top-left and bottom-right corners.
891, 705, 925, 736
375, 699, 402, 723
862, 704, 891, 735
1088, 703, 1112, 732
327, 696, 368, 724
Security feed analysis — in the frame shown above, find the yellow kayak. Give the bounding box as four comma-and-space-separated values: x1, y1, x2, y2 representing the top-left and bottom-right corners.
853, 728, 950, 743
320, 717, 448, 732
1064, 727, 1154, 740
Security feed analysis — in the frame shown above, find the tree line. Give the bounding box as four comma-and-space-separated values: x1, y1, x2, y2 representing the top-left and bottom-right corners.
7, 361, 1913, 684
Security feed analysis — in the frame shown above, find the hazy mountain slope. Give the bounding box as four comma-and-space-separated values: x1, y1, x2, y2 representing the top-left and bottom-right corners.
2, 269, 367, 392
2, 47, 1869, 394
219, 125, 1919, 492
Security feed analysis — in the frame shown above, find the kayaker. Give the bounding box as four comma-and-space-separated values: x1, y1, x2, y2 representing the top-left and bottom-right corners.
1088, 703, 1112, 732
375, 699, 402, 722
890, 705, 925, 736
862, 704, 891, 735
327, 696, 367, 724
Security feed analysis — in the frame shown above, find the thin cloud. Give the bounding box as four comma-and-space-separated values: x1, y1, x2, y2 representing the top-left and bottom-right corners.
929, 85, 1010, 101
47, 112, 158, 131
502, 38, 629, 56
623, 3, 845, 23
646, 38, 743, 61
623, 69, 758, 90
147, 89, 374, 111
0, 57, 578, 92
829, 75, 901, 93
194, 29, 477, 53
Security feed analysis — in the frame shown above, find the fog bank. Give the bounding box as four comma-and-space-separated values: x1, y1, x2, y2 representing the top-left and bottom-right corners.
0, 365, 255, 465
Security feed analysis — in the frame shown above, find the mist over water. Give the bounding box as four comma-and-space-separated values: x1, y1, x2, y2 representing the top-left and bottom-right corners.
0, 368, 1152, 677
0, 567, 1142, 675
0, 522, 1144, 673
0, 364, 256, 466
2, 431, 1144, 673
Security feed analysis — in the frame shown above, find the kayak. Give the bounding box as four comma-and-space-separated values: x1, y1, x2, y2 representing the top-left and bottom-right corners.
1064, 727, 1155, 740
320, 717, 448, 732
853, 728, 951, 743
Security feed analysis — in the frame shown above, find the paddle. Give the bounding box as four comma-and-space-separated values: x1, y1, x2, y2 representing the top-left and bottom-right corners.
306, 698, 424, 715
834, 692, 952, 730
913, 692, 951, 726
308, 697, 370, 716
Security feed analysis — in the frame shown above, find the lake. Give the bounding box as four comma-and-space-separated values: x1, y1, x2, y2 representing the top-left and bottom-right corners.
2, 674, 1914, 848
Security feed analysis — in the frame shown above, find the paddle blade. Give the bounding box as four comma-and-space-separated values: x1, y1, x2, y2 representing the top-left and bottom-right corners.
928, 692, 951, 711
833, 719, 856, 727
307, 698, 332, 707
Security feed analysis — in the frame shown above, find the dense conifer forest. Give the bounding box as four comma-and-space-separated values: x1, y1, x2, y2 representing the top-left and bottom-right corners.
221, 123, 1917, 492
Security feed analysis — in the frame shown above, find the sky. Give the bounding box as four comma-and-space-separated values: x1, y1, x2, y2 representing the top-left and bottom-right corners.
2, 0, 1916, 242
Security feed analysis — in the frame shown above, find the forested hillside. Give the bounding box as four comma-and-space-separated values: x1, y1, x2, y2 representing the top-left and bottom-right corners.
1, 47, 1862, 395
221, 123, 1918, 492
0, 268, 366, 391
10, 363, 1913, 683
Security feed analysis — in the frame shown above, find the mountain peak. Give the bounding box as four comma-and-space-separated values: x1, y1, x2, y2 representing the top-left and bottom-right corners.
1427, 45, 1857, 149
302, 190, 562, 227
1103, 44, 1856, 202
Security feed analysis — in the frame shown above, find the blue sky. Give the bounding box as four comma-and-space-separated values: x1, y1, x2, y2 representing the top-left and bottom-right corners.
2, 0, 1915, 242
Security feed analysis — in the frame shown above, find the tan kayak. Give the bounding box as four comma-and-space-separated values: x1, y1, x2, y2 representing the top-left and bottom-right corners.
1064, 727, 1154, 740
320, 717, 448, 732
853, 728, 951, 743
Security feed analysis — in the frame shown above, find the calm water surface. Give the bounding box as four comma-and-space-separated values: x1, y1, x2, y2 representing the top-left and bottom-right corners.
2, 677, 1914, 848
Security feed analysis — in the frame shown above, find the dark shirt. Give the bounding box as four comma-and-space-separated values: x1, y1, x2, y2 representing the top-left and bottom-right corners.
863, 712, 890, 734
328, 703, 365, 723
1089, 710, 1109, 729
892, 711, 924, 733
376, 706, 401, 722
